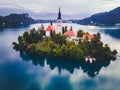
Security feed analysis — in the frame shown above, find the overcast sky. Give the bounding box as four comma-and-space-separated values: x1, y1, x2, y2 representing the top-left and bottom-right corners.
0, 0, 120, 15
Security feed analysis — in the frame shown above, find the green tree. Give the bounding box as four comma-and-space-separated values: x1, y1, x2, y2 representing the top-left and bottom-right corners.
51, 33, 67, 45
60, 44, 68, 57
77, 29, 84, 37
23, 31, 29, 44
62, 26, 67, 34
68, 44, 83, 60
19, 38, 25, 51
65, 26, 67, 32
112, 49, 117, 56
18, 36, 22, 43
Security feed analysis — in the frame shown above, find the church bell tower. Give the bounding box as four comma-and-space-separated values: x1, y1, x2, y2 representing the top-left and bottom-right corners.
57, 7, 62, 34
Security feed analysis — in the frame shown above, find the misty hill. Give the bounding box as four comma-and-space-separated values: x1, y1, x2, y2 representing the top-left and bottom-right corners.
0, 7, 88, 20
34, 12, 88, 20
0, 13, 36, 29
74, 7, 120, 26
0, 7, 30, 16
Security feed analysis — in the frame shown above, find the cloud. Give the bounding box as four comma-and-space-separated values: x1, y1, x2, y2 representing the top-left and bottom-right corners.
0, 0, 120, 14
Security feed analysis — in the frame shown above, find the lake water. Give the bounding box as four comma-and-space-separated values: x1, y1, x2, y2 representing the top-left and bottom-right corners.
0, 23, 120, 90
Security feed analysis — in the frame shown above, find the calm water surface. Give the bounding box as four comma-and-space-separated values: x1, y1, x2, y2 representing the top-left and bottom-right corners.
0, 23, 120, 90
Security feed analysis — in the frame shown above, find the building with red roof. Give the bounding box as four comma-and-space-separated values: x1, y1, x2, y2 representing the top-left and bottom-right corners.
45, 22, 55, 36
83, 34, 94, 41
46, 22, 55, 32
64, 26, 76, 37
64, 30, 76, 37
64, 26, 77, 41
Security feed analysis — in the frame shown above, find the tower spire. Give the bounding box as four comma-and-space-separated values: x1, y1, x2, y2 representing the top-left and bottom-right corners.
57, 6, 62, 34
58, 7, 61, 19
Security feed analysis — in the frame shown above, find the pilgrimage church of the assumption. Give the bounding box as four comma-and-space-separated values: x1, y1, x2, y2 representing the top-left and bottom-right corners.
45, 7, 79, 43
45, 7, 94, 45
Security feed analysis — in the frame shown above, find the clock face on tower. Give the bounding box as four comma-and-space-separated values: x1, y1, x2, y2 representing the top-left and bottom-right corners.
57, 20, 61, 26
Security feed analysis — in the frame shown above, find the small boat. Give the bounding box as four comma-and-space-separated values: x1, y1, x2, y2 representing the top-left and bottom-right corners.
85, 56, 96, 63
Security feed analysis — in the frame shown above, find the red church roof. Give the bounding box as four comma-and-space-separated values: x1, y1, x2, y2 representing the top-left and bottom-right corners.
83, 34, 94, 41
64, 30, 76, 36
46, 23, 55, 32
64, 27, 76, 36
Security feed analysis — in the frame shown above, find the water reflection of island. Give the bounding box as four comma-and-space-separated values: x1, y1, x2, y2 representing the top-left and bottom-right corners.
20, 52, 116, 78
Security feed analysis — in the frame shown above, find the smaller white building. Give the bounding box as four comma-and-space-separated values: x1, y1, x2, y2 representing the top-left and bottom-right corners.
64, 27, 79, 45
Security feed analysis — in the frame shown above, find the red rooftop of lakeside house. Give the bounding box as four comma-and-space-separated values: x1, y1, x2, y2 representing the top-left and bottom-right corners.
83, 34, 94, 41
64, 27, 76, 36
46, 22, 55, 31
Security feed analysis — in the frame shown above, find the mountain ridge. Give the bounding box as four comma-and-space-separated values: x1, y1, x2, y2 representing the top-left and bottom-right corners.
0, 13, 36, 29
74, 7, 120, 26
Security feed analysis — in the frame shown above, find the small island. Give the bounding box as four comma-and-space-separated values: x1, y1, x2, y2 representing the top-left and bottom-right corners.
12, 23, 117, 63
